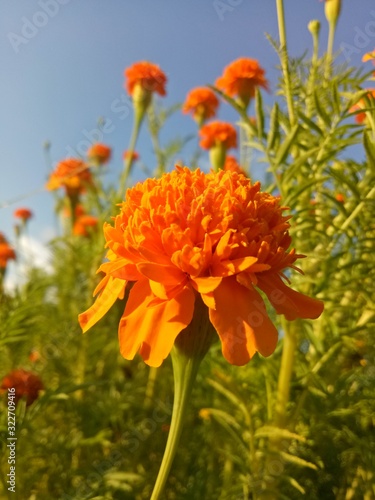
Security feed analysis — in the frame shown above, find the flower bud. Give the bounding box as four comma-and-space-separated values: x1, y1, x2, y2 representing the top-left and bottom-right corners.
308, 20, 321, 36
324, 0, 341, 25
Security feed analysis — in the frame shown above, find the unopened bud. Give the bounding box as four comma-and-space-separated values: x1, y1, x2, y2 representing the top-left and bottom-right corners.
324, 0, 341, 25
308, 20, 321, 36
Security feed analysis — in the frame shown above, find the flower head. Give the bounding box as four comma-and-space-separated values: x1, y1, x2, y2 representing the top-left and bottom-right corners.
199, 121, 237, 170
14, 208, 33, 223
350, 90, 375, 124
125, 61, 167, 97
0, 369, 43, 406
73, 215, 99, 237
0, 236, 16, 268
123, 150, 140, 162
322, 0, 341, 25
223, 155, 247, 176
46, 158, 92, 196
215, 58, 268, 109
87, 143, 112, 165
183, 87, 219, 126
199, 121, 237, 150
79, 167, 323, 367
362, 49, 375, 64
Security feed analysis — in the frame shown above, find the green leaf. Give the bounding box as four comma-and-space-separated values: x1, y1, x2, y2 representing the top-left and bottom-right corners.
255, 87, 265, 139
267, 102, 280, 150
274, 124, 300, 166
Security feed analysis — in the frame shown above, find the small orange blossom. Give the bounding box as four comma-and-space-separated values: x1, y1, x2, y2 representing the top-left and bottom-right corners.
215, 58, 268, 108
46, 158, 92, 196
87, 143, 112, 165
183, 87, 219, 126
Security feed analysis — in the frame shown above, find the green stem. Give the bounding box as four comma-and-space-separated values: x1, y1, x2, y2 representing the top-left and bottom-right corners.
274, 320, 297, 429
276, 0, 295, 126
118, 114, 142, 198
325, 20, 336, 80
150, 295, 215, 499
150, 346, 202, 500
148, 105, 165, 176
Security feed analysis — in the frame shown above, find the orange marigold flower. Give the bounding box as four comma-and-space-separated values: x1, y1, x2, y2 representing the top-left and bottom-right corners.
199, 121, 237, 150
0, 369, 43, 406
223, 155, 246, 176
14, 208, 33, 222
215, 58, 268, 108
124, 61, 167, 97
0, 242, 16, 268
362, 49, 375, 64
182, 87, 219, 126
350, 89, 375, 124
46, 158, 92, 196
123, 150, 140, 162
87, 143, 112, 165
79, 167, 324, 367
63, 203, 85, 219
73, 215, 99, 237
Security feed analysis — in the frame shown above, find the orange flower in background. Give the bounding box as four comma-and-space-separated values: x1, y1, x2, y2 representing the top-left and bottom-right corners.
14, 208, 33, 222
0, 237, 16, 268
87, 143, 112, 165
223, 155, 247, 176
125, 61, 167, 97
123, 150, 140, 162
350, 89, 375, 124
73, 215, 99, 237
362, 49, 375, 64
335, 193, 345, 203
0, 369, 43, 406
215, 58, 268, 108
199, 121, 237, 150
79, 167, 324, 367
183, 87, 219, 126
63, 203, 85, 219
46, 158, 92, 196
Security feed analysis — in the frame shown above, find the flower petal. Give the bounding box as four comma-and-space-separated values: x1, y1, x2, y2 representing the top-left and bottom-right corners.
191, 276, 222, 294
119, 279, 195, 367
79, 277, 126, 332
209, 277, 278, 365
137, 261, 186, 285
257, 274, 324, 321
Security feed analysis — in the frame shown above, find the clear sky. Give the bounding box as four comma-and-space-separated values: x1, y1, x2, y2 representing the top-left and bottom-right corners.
1, 0, 374, 254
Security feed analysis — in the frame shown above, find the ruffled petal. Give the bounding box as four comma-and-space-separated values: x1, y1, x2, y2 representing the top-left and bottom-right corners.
209, 277, 278, 365
257, 274, 324, 321
79, 277, 126, 332
119, 279, 195, 367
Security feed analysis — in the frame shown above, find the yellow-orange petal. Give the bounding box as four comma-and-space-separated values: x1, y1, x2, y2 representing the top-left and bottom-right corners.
136, 262, 186, 286
191, 276, 222, 294
211, 256, 259, 277
118, 279, 195, 367
209, 277, 278, 365
257, 274, 324, 321
79, 277, 126, 332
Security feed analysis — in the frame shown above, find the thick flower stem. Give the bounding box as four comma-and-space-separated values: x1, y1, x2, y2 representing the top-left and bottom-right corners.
150, 347, 202, 500
150, 295, 215, 500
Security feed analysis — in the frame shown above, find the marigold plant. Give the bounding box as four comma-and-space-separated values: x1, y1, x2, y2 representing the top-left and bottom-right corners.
46, 158, 92, 195
87, 143, 112, 165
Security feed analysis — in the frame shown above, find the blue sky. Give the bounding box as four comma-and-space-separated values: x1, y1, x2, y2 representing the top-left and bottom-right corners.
1, 0, 374, 250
